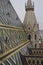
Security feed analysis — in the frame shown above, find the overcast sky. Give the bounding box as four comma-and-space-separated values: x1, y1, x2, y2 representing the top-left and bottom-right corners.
10, 0, 43, 30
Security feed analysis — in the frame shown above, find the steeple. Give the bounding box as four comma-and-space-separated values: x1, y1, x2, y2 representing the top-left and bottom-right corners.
25, 0, 34, 11
27, 0, 32, 6
23, 0, 39, 48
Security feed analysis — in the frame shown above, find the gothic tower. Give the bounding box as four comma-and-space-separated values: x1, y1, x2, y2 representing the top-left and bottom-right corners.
23, 0, 39, 48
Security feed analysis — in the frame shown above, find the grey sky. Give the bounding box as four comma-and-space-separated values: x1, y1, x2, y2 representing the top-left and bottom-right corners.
10, 0, 43, 30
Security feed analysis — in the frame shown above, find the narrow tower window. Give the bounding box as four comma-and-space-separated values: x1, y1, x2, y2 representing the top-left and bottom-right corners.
35, 34, 37, 40
35, 44, 37, 48
32, 60, 35, 64
28, 34, 31, 41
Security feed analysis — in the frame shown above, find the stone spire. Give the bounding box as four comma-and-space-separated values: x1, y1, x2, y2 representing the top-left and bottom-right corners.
24, 0, 37, 30
27, 0, 32, 6
23, 0, 39, 48
25, 0, 34, 11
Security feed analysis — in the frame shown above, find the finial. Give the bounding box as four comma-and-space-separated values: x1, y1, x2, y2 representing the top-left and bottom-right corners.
25, 0, 34, 11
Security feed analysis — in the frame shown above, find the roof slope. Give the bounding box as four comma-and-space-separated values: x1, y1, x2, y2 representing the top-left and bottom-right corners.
0, 0, 23, 27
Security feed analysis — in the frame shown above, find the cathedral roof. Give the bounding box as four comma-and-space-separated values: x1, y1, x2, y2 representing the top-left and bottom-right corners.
0, 0, 23, 27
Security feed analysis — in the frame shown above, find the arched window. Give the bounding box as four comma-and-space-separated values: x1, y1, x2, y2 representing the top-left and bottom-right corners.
37, 60, 39, 64
32, 60, 35, 64
39, 51, 41, 54
35, 34, 37, 40
34, 51, 35, 54
28, 60, 31, 64
35, 44, 37, 48
37, 51, 38, 54
41, 60, 43, 65
28, 34, 31, 41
